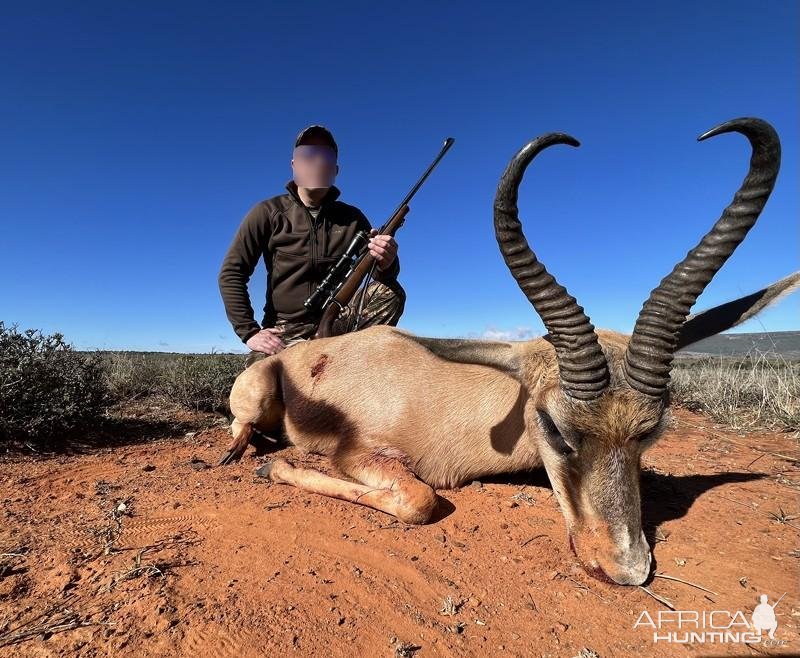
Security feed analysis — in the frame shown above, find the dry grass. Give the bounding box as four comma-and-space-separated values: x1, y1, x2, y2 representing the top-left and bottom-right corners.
670, 350, 800, 433
100, 351, 245, 413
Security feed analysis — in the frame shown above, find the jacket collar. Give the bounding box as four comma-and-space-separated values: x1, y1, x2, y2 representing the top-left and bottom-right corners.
285, 179, 341, 207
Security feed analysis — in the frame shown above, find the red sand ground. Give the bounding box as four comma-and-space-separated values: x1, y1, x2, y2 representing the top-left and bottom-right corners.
1, 402, 798, 657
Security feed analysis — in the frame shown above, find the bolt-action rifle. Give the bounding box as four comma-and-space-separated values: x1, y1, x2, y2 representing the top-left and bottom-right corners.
304, 137, 455, 339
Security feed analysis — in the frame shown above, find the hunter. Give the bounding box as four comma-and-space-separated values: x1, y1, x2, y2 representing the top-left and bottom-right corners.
218, 124, 406, 368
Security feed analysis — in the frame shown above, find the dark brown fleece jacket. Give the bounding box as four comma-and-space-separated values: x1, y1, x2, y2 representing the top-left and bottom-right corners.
218, 179, 400, 344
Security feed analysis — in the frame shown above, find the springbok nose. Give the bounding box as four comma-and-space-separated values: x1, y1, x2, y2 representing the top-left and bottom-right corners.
569, 530, 653, 586
610, 534, 652, 585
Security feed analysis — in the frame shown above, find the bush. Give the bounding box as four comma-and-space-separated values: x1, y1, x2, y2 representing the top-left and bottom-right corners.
101, 351, 169, 401
0, 321, 111, 443
159, 354, 244, 413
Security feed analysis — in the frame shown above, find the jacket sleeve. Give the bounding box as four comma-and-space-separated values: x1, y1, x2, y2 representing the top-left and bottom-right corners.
354, 209, 401, 283
218, 202, 270, 344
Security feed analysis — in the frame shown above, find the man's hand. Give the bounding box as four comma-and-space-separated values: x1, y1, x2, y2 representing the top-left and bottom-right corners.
246, 327, 286, 355
368, 228, 398, 271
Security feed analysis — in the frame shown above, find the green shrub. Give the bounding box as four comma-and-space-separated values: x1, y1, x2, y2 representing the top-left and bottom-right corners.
0, 321, 111, 443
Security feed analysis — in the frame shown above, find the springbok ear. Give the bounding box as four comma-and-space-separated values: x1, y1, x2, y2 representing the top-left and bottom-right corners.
391, 329, 523, 379
676, 271, 800, 351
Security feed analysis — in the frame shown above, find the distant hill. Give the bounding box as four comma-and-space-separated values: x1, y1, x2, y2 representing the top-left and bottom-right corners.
676, 330, 800, 359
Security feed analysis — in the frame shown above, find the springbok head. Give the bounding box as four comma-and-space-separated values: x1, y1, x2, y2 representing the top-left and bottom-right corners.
407, 118, 782, 585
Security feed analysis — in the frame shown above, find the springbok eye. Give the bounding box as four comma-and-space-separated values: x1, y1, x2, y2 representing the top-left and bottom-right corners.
548, 433, 574, 456
538, 411, 574, 456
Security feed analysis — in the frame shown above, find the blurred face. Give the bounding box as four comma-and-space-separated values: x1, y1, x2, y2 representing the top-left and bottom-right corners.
291, 139, 338, 189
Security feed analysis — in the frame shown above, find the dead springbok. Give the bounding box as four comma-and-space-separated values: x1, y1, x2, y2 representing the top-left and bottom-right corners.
220, 117, 797, 585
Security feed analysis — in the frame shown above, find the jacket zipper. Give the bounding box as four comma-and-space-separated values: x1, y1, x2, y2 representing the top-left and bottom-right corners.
303, 203, 319, 300
289, 188, 327, 302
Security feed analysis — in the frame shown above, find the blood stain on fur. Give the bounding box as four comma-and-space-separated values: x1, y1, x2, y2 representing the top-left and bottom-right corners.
311, 354, 330, 379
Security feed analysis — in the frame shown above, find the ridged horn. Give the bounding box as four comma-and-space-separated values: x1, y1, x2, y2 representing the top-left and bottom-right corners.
494, 133, 609, 400
624, 117, 781, 397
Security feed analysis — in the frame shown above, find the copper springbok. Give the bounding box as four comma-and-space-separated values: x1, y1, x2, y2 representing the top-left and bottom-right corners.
219, 117, 797, 585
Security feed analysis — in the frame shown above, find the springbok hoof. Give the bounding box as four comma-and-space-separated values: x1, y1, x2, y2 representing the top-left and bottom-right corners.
216, 449, 242, 467
255, 461, 276, 480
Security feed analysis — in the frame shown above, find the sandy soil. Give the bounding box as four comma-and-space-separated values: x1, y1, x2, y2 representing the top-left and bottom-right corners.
1, 402, 798, 657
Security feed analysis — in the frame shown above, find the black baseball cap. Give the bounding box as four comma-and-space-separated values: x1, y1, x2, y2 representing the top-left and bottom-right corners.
294, 124, 338, 155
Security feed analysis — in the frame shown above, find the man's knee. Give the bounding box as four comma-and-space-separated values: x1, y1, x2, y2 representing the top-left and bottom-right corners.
369, 279, 406, 325
391, 283, 406, 323
392, 279, 407, 305
335, 279, 406, 334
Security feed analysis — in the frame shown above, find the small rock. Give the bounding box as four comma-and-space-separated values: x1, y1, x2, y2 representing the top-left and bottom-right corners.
142, 464, 156, 472
154, 617, 171, 634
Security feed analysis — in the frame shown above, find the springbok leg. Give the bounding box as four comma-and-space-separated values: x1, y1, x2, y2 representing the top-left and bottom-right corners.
256, 456, 438, 524
217, 419, 254, 466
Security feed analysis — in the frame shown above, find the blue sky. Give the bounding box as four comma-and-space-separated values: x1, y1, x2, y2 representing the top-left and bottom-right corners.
1, 2, 797, 352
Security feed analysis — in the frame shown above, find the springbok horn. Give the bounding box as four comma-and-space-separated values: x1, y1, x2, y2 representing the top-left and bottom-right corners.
494, 133, 609, 400
624, 117, 781, 397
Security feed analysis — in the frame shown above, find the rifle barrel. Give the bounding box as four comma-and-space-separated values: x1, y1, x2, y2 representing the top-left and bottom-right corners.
380, 137, 455, 232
